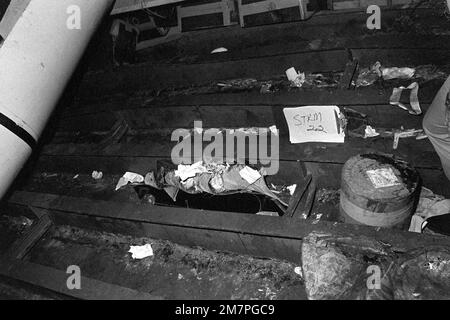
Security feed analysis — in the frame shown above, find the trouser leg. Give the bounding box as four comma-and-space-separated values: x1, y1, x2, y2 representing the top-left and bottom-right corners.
423, 75, 450, 181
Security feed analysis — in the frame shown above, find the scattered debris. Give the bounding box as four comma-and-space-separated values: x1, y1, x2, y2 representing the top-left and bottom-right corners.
414, 65, 447, 81
175, 161, 208, 181
389, 82, 422, 115
286, 184, 297, 196
392, 128, 425, 149
149, 162, 287, 205
115, 172, 145, 191
91, 171, 103, 180
355, 61, 381, 87
73, 174, 79, 179
144, 172, 158, 189
285, 67, 306, 87
354, 62, 439, 87
177, 273, 184, 280
364, 125, 380, 138
302, 232, 366, 300
41, 173, 58, 179
239, 166, 261, 185
259, 82, 273, 94
144, 194, 156, 205
128, 244, 154, 260
216, 78, 258, 91
312, 213, 322, 224
382, 67, 415, 80
211, 47, 228, 54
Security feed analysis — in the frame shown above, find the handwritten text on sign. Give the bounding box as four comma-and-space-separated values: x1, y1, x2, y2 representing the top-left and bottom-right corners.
283, 106, 345, 144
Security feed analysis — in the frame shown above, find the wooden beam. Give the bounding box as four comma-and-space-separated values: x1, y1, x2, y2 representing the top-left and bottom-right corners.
6, 191, 450, 264
0, 256, 163, 300
111, 0, 185, 15
4, 208, 52, 260
78, 49, 350, 96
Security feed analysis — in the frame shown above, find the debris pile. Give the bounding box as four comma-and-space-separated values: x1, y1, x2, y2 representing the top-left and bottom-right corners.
116, 162, 287, 206
302, 232, 450, 300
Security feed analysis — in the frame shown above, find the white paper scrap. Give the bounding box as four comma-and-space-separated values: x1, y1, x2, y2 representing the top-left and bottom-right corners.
174, 161, 207, 181
239, 166, 262, 184
366, 168, 401, 188
364, 125, 380, 138
287, 184, 297, 196
115, 172, 144, 191
283, 106, 345, 144
128, 244, 154, 260
92, 171, 103, 180
211, 47, 228, 54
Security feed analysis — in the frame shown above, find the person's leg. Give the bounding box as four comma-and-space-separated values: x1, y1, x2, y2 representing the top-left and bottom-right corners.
423, 75, 450, 180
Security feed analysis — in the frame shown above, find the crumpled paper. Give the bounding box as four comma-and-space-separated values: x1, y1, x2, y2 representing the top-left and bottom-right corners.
155, 162, 287, 206
364, 125, 380, 138
115, 172, 145, 191
175, 161, 208, 181
128, 244, 154, 259
382, 67, 415, 80
286, 67, 306, 88
355, 62, 381, 87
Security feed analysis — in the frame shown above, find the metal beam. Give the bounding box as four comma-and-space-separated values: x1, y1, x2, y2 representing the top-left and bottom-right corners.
111, 0, 185, 15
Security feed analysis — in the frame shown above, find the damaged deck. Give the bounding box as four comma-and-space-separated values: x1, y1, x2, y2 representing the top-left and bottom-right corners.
1, 4, 450, 300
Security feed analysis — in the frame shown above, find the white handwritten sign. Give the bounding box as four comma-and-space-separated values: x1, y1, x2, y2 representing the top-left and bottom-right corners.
283, 106, 345, 144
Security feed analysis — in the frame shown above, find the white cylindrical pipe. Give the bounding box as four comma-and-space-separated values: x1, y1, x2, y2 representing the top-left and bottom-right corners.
0, 0, 114, 198
0, 0, 32, 40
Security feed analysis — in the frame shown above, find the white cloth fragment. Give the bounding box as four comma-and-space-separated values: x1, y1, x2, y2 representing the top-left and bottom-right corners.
389, 82, 421, 115
287, 184, 297, 196
239, 166, 262, 184
285, 67, 306, 87
174, 161, 207, 181
211, 47, 228, 54
382, 67, 415, 80
144, 172, 159, 189
128, 244, 154, 259
364, 125, 380, 138
92, 171, 103, 180
115, 172, 144, 190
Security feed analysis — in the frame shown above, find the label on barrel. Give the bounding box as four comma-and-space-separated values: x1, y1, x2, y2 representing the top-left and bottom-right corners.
366, 168, 400, 188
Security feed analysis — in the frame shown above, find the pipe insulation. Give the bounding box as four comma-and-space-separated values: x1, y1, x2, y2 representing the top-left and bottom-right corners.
0, 0, 115, 198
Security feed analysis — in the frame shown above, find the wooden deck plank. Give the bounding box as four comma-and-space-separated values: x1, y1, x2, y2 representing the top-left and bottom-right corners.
0, 256, 163, 300
5, 191, 450, 264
